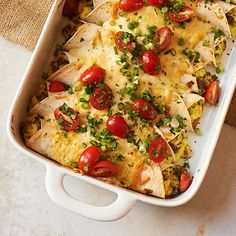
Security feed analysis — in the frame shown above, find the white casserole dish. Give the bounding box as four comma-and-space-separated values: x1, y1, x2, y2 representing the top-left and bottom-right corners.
7, 0, 236, 221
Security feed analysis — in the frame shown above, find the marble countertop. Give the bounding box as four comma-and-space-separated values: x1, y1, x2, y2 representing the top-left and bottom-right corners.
1, 37, 236, 236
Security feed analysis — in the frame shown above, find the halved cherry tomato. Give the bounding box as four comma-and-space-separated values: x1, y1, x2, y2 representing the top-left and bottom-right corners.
48, 81, 66, 93
90, 84, 112, 110
54, 105, 80, 131
78, 146, 101, 174
132, 99, 157, 120
119, 0, 144, 11
63, 0, 78, 17
153, 27, 172, 51
168, 6, 194, 23
148, 0, 166, 6
88, 161, 117, 177
80, 65, 106, 87
114, 31, 134, 52
149, 136, 168, 163
179, 171, 192, 192
142, 51, 161, 76
205, 80, 221, 106
106, 115, 129, 138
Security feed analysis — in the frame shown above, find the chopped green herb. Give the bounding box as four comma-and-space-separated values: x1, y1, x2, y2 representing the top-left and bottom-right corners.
82, 143, 87, 148
114, 46, 118, 55
118, 11, 127, 17
83, 164, 90, 172
127, 21, 139, 30
161, 7, 168, 14
72, 162, 78, 169
97, 21, 103, 26
68, 86, 75, 94
80, 98, 89, 103
195, 128, 202, 136
216, 66, 224, 74
178, 37, 185, 46
173, 1, 184, 12
115, 153, 125, 161
101, 145, 107, 152
212, 28, 224, 40
110, 20, 115, 26
202, 40, 209, 46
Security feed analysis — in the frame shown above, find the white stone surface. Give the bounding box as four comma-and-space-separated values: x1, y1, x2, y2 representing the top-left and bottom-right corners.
0, 37, 236, 236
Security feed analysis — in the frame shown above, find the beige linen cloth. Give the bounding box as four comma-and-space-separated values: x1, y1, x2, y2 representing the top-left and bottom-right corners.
0, 0, 235, 126
0, 0, 54, 50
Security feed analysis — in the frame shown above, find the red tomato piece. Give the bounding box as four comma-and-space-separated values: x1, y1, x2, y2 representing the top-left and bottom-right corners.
142, 51, 161, 76
90, 84, 112, 110
88, 161, 117, 177
80, 65, 106, 87
153, 27, 172, 51
119, 0, 144, 11
63, 0, 78, 17
54, 105, 80, 131
149, 136, 168, 163
48, 81, 66, 93
168, 6, 194, 23
78, 146, 101, 174
114, 31, 134, 52
179, 171, 192, 192
132, 99, 157, 120
148, 0, 166, 6
106, 115, 129, 138
205, 80, 221, 106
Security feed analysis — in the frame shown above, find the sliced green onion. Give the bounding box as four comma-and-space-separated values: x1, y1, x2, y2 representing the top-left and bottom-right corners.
195, 128, 202, 136
161, 7, 168, 14
145, 42, 154, 50
133, 27, 142, 36
97, 21, 103, 26
216, 66, 224, 74
118, 11, 126, 17
110, 20, 115, 26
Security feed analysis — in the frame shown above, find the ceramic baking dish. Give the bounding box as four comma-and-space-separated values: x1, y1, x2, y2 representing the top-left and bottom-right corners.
7, 0, 236, 221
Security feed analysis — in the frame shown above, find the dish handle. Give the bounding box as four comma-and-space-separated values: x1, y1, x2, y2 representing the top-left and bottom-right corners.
45, 165, 136, 221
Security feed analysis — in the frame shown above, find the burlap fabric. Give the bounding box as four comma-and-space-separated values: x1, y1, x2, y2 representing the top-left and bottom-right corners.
0, 0, 54, 50
0, 0, 235, 126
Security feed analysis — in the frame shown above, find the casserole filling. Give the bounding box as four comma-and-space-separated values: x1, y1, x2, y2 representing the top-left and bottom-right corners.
214, 40, 226, 66
188, 101, 204, 129
227, 8, 236, 37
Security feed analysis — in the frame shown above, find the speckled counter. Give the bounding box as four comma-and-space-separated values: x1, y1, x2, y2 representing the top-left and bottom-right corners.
1, 38, 236, 236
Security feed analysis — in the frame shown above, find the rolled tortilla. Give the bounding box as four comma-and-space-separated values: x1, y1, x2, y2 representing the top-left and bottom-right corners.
28, 92, 73, 119
218, 1, 236, 37
168, 92, 193, 131
137, 163, 166, 198
195, 33, 226, 66
47, 61, 84, 87
181, 66, 218, 94
181, 93, 205, 129
65, 23, 101, 50
83, 2, 118, 24
180, 74, 199, 93
26, 124, 91, 168
93, 0, 114, 7
27, 124, 167, 198
156, 126, 192, 163
153, 126, 187, 164
195, 1, 236, 37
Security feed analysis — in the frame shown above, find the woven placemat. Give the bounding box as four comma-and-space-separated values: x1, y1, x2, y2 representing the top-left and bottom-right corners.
0, 0, 235, 126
